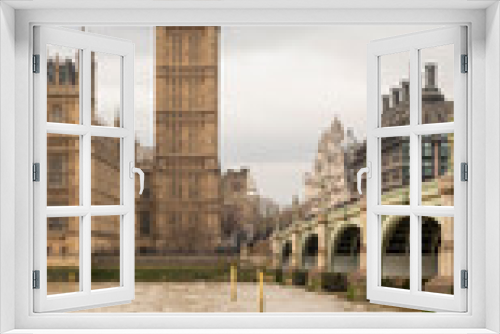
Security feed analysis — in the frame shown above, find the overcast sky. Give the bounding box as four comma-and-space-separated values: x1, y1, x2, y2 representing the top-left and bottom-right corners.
221, 25, 453, 206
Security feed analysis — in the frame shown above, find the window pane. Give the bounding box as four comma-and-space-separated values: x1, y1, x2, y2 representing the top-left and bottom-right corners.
91, 52, 122, 127
47, 134, 80, 206
47, 217, 80, 295
421, 133, 454, 206
91, 137, 120, 205
380, 51, 410, 127
381, 137, 410, 205
421, 216, 453, 295
381, 215, 410, 290
47, 44, 80, 124
421, 44, 454, 124
92, 216, 121, 290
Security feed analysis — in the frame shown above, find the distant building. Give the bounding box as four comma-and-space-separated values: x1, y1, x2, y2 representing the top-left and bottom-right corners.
220, 167, 279, 251
304, 117, 358, 215
46, 52, 124, 267
47, 27, 223, 271
46, 54, 80, 267
274, 63, 455, 294
304, 63, 453, 216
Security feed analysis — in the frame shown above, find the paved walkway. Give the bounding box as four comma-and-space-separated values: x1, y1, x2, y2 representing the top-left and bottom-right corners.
48, 282, 416, 313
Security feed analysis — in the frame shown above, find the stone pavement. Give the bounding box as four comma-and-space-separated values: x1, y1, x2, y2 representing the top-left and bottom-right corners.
46, 282, 417, 313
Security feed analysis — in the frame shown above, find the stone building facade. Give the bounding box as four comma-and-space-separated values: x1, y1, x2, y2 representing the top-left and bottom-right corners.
46, 53, 131, 268
220, 167, 280, 252
136, 27, 221, 255
220, 168, 256, 249
47, 27, 223, 273
303, 119, 365, 216
46, 54, 81, 268
304, 63, 453, 216
273, 63, 455, 295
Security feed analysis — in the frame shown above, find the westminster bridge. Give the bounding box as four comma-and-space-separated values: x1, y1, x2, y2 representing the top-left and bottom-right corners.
270, 176, 454, 296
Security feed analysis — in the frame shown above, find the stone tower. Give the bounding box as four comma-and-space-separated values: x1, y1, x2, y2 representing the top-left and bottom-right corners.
153, 27, 221, 254
304, 117, 349, 214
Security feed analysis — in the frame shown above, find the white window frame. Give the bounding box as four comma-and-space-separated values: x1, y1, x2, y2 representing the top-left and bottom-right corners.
33, 26, 136, 312
366, 26, 467, 312
1, 4, 497, 334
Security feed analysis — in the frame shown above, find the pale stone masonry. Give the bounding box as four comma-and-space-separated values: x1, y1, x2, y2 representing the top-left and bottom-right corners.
46, 27, 224, 275
138, 27, 222, 254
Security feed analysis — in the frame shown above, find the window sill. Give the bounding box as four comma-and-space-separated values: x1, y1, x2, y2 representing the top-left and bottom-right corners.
4, 329, 497, 334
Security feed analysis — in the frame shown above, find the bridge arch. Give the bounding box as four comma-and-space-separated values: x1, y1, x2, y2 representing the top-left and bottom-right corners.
331, 224, 361, 273
281, 240, 292, 269
302, 233, 318, 270
422, 217, 441, 280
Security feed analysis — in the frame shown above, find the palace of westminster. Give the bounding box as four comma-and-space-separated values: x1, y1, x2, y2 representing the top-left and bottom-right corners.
46, 26, 453, 280
47, 27, 224, 265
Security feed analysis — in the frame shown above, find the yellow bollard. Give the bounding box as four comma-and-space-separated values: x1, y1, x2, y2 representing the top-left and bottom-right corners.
69, 271, 76, 293
258, 269, 264, 313
230, 264, 237, 302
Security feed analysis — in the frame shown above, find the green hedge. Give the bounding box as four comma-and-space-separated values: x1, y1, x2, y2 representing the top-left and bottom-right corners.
292, 270, 308, 286
47, 266, 263, 283
273, 269, 283, 284
381, 278, 410, 290
47, 267, 80, 282
321, 272, 348, 292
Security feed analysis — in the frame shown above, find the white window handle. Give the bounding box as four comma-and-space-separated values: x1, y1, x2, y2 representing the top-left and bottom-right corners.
357, 162, 372, 195
129, 161, 145, 195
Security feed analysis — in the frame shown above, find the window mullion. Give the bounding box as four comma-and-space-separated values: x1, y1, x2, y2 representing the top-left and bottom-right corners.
413, 123, 454, 135
372, 125, 411, 138
409, 47, 420, 293
78, 48, 85, 293
412, 206, 454, 217
82, 48, 92, 294
46, 206, 89, 217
